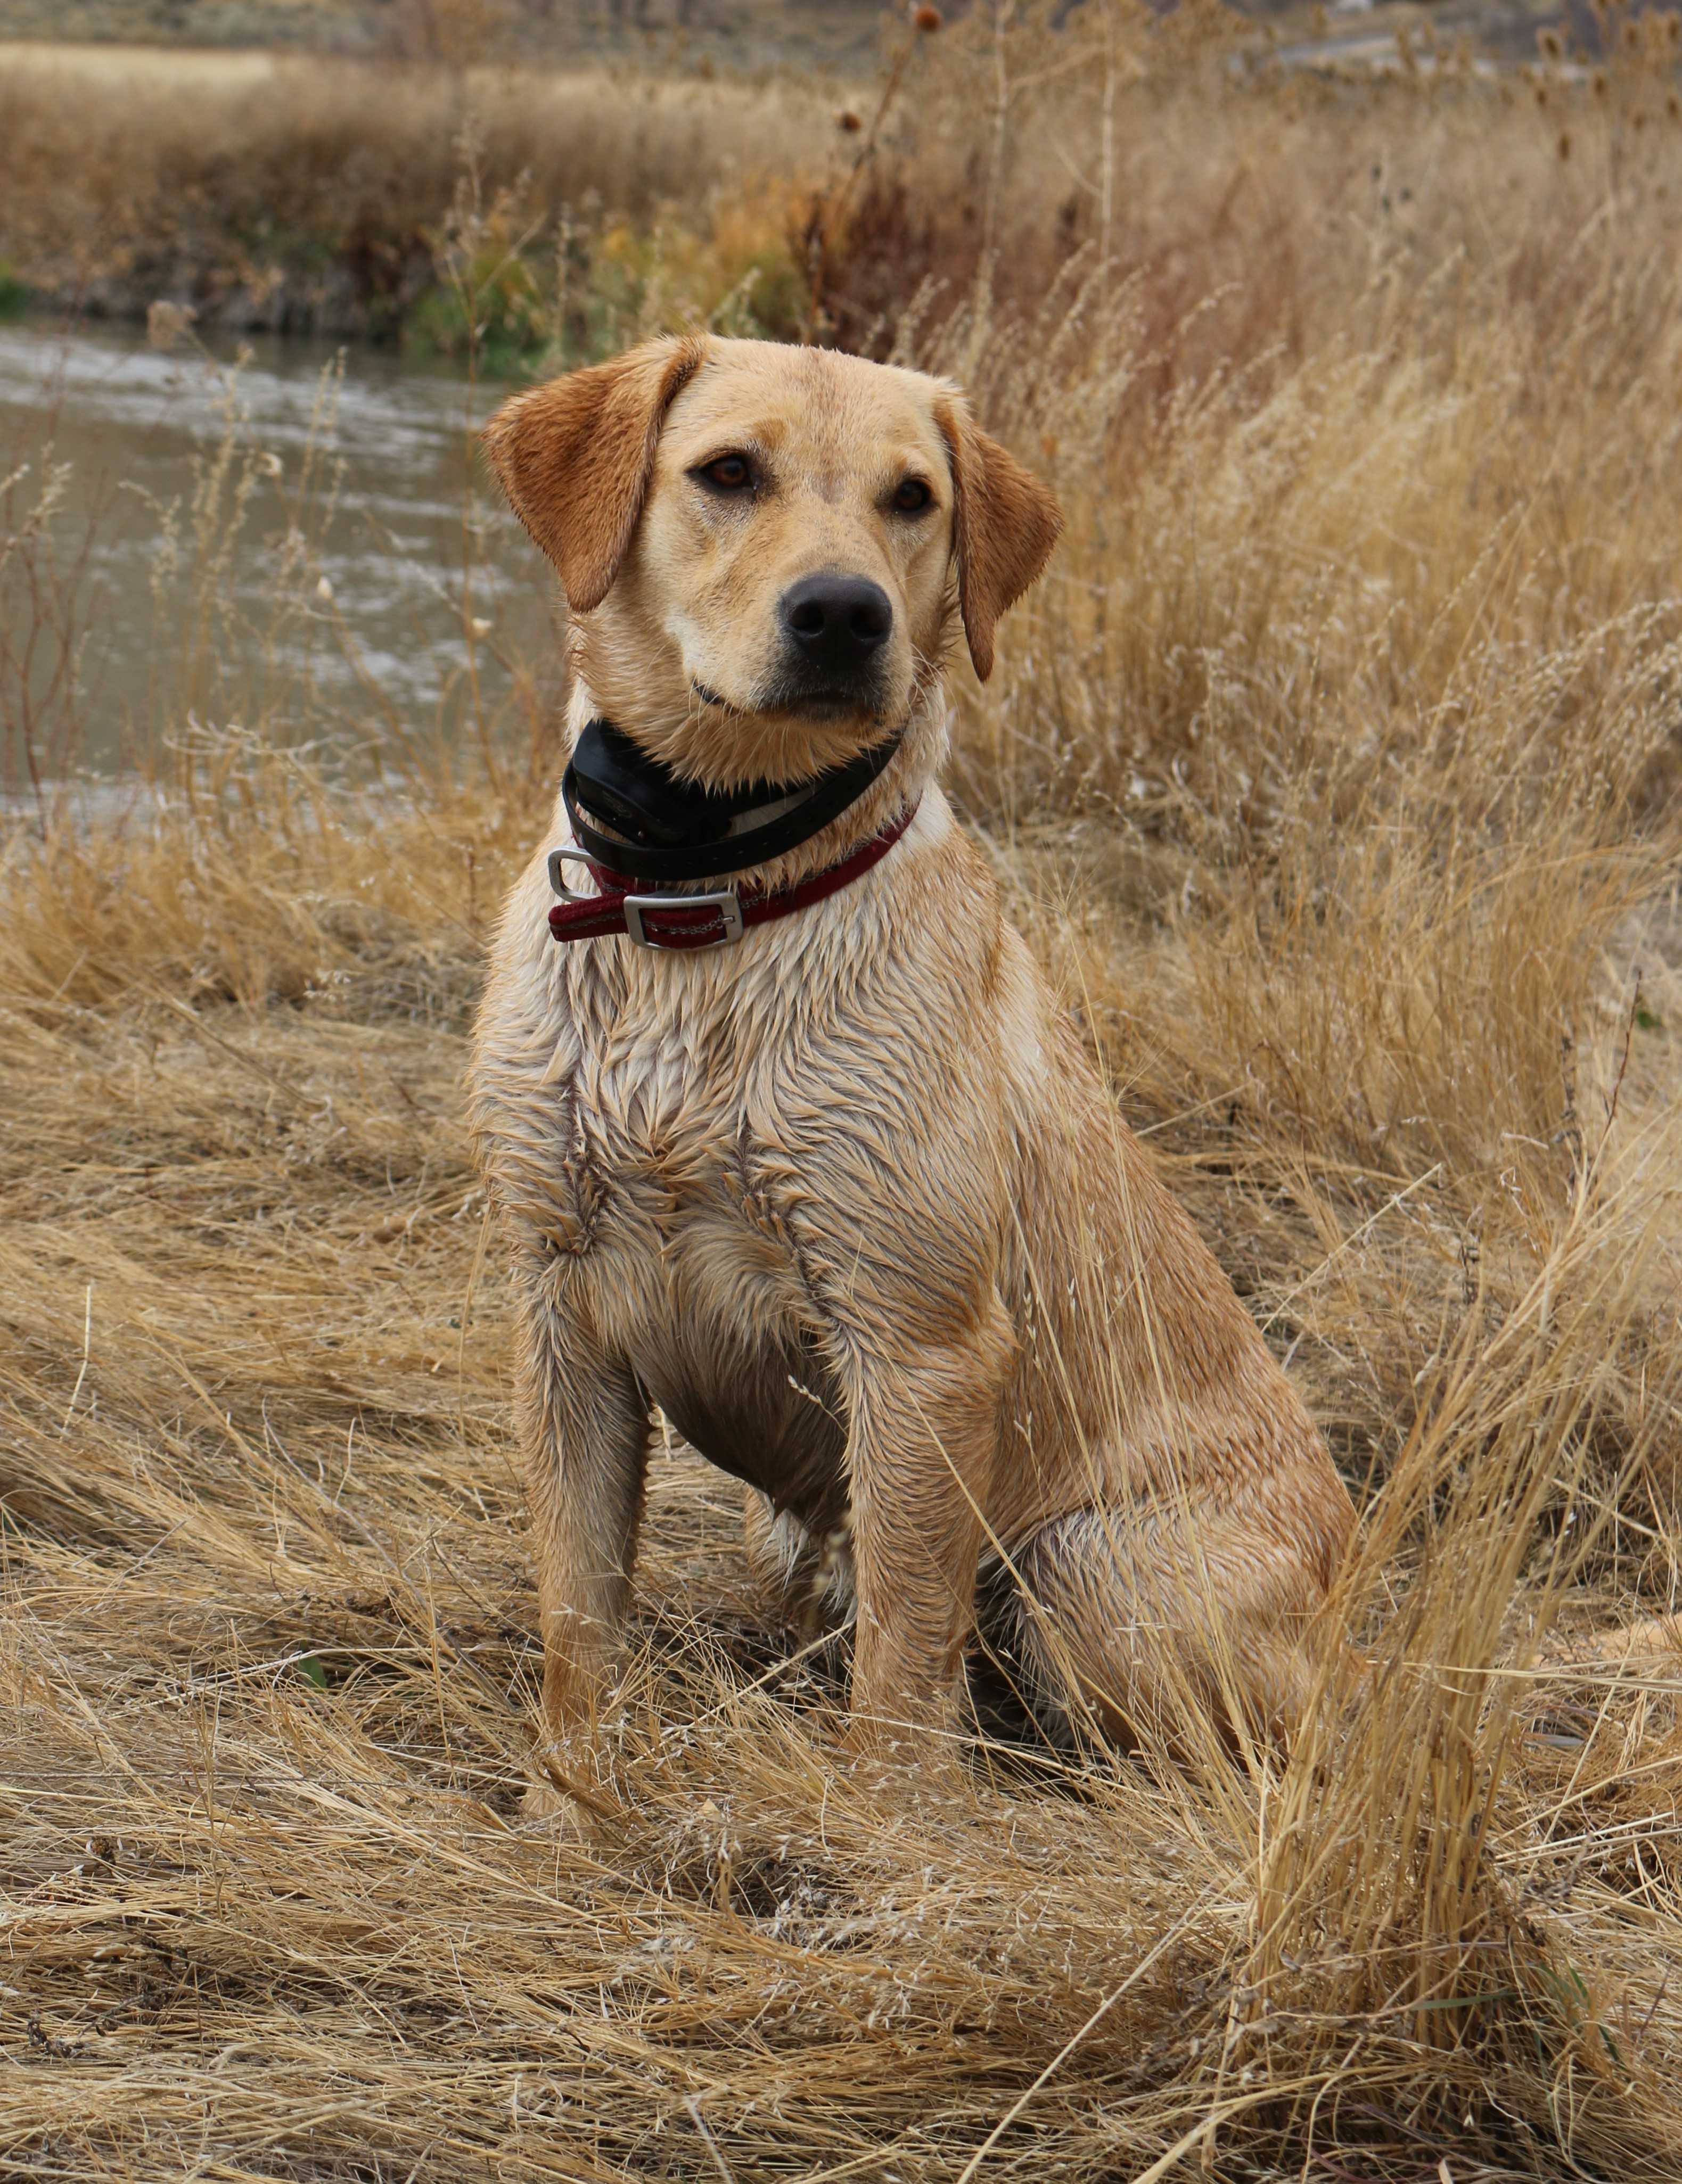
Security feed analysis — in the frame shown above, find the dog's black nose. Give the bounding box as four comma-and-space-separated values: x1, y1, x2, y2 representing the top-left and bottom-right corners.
778, 574, 893, 684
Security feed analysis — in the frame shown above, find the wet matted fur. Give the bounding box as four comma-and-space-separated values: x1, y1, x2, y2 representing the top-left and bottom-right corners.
472, 335, 1354, 1809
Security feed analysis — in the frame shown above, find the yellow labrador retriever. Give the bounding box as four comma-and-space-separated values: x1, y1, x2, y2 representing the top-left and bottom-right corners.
472, 334, 1352, 1805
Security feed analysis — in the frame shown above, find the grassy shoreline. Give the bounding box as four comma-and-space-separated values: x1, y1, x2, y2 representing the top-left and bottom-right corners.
7, 17, 1678, 360
0, 46, 850, 352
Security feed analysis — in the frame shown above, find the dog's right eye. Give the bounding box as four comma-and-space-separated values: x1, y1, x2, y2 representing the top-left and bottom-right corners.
696, 454, 754, 493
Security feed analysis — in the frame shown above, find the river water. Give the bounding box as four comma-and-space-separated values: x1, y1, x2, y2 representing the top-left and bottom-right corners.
0, 318, 553, 780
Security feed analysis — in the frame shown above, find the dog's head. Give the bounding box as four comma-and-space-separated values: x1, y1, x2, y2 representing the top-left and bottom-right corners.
482, 335, 1062, 790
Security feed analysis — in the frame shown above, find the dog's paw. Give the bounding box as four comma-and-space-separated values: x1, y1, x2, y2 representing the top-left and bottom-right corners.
841, 1694, 972, 1803
521, 1774, 612, 1841
521, 1744, 617, 1840
522, 1777, 589, 1826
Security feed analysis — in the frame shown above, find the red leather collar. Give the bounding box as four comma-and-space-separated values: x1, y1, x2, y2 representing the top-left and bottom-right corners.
546, 797, 919, 952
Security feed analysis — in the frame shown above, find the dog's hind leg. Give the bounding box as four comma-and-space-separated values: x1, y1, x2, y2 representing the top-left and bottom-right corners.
513, 1273, 651, 1812
978, 1505, 1328, 1761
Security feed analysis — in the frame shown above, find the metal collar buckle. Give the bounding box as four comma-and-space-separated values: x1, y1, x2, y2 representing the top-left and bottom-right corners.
623, 887, 744, 950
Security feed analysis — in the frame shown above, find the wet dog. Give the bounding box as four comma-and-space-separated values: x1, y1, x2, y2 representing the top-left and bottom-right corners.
471, 335, 1353, 1809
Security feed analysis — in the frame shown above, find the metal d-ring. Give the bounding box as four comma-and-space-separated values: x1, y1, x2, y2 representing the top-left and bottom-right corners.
546, 846, 600, 903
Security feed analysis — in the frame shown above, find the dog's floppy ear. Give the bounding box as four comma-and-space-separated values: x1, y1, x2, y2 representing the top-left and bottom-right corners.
481, 335, 708, 613
937, 396, 1063, 682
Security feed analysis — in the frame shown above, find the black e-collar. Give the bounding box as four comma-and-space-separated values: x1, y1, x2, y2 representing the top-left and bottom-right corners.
561, 717, 906, 885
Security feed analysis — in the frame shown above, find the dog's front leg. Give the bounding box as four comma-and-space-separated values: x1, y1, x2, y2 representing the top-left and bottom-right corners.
841, 1307, 1012, 1747
513, 1275, 651, 1814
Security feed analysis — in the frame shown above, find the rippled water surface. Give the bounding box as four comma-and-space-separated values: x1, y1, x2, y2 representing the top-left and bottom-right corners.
0, 320, 550, 774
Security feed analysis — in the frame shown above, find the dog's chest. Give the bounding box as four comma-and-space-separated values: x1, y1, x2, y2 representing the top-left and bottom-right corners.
565, 994, 784, 1238
551, 974, 849, 1519
549, 946, 824, 1236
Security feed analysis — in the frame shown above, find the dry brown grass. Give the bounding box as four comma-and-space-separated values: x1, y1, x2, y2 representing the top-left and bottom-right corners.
0, 44, 840, 339
6, 4, 1677, 353
5, 28, 1682, 2182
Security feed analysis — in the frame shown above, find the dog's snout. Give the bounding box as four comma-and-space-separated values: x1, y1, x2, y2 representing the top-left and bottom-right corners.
778, 574, 893, 682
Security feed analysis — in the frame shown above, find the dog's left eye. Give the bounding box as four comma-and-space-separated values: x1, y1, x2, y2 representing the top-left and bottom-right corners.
698, 454, 753, 492
891, 477, 933, 514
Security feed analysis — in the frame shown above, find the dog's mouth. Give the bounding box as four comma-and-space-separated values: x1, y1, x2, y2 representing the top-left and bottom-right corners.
691, 678, 882, 726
